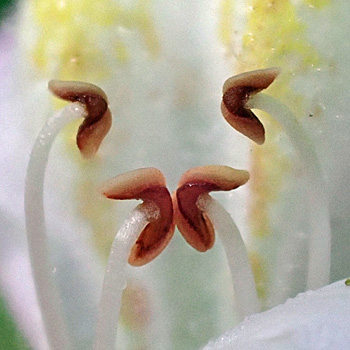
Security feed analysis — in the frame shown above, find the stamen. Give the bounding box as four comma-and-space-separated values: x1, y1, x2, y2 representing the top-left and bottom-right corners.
174, 165, 249, 251
100, 167, 175, 266
221, 69, 331, 292
174, 165, 260, 320
221, 67, 280, 145
25, 81, 111, 350
94, 168, 174, 350
48, 80, 112, 158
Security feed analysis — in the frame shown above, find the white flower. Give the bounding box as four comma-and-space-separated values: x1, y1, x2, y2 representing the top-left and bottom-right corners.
0, 0, 350, 349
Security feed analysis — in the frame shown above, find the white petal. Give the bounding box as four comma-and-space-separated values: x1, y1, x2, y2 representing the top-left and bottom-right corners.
203, 279, 350, 350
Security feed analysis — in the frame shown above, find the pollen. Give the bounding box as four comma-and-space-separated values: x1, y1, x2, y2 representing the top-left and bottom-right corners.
30, 0, 160, 80
302, 0, 331, 9
218, 0, 235, 48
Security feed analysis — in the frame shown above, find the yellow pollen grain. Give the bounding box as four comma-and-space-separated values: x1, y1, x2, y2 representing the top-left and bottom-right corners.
218, 0, 235, 48
249, 252, 268, 301
248, 138, 291, 238
30, 0, 160, 81
303, 0, 330, 9
76, 160, 116, 260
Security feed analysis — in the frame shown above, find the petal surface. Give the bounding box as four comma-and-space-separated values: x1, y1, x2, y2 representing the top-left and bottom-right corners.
203, 279, 350, 350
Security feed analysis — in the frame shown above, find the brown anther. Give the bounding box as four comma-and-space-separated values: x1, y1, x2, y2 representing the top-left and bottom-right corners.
100, 168, 175, 267
221, 67, 280, 145
48, 80, 112, 158
174, 165, 249, 252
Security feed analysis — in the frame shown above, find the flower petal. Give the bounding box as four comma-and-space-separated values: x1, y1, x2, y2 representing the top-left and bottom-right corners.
203, 279, 350, 350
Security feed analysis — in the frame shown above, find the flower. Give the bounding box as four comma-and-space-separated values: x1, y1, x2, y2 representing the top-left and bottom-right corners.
203, 279, 350, 350
1, 0, 350, 349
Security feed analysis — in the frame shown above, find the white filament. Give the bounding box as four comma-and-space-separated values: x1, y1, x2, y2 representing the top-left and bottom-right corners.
24, 103, 86, 350
198, 194, 260, 321
93, 203, 159, 350
249, 93, 331, 291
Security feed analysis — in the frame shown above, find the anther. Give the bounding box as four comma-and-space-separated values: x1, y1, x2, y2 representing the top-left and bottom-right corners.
49, 80, 112, 157
100, 167, 175, 266
174, 165, 249, 252
221, 67, 280, 144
